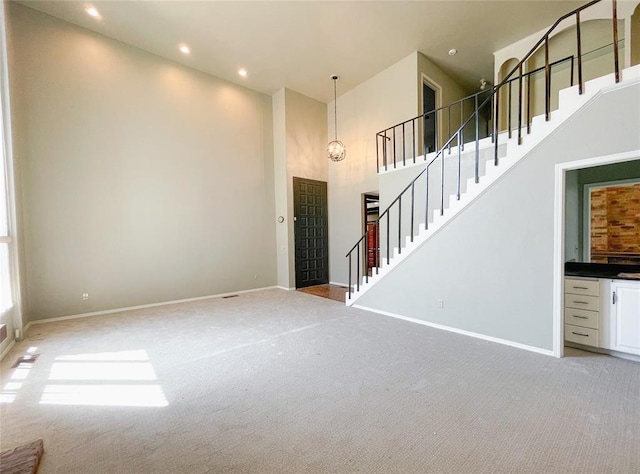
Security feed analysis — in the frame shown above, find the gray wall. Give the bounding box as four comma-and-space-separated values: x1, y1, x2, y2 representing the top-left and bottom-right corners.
356, 79, 640, 351
7, 4, 277, 321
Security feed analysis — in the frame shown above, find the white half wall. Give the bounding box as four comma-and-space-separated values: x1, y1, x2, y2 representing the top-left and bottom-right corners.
356, 78, 640, 351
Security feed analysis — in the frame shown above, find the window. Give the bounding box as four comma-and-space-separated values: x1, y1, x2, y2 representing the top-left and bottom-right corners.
0, 94, 12, 314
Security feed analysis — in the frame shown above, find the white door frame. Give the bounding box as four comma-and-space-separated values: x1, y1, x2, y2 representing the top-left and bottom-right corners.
553, 150, 640, 358
421, 74, 443, 150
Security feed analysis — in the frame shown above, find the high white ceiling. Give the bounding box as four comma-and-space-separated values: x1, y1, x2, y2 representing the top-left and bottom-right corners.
16, 0, 588, 103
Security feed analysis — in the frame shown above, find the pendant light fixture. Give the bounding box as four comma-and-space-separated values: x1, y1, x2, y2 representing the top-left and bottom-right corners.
328, 75, 346, 162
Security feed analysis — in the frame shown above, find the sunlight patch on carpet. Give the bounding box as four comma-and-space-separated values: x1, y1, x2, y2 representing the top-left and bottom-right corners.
38, 350, 168, 407
40, 384, 168, 407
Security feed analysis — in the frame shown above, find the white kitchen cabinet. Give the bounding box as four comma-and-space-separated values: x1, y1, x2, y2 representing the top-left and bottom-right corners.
610, 280, 640, 355
564, 277, 600, 348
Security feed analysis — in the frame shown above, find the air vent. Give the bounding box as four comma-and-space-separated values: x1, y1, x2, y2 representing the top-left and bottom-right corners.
222, 295, 239, 299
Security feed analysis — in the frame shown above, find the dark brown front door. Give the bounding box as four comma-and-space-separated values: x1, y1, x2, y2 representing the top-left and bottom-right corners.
293, 177, 329, 288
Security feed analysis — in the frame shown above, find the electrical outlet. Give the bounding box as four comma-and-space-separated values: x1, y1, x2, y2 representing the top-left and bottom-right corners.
82, 292, 89, 301
254, 274, 258, 279
437, 299, 444, 308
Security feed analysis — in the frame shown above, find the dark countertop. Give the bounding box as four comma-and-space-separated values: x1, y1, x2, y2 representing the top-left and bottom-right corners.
565, 262, 640, 281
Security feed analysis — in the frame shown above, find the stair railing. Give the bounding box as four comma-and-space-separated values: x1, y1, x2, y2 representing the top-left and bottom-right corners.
376, 53, 582, 173
346, 0, 620, 300
376, 88, 494, 172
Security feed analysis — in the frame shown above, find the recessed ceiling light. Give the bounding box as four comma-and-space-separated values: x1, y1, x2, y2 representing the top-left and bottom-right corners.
238, 68, 248, 78
448, 48, 458, 56
179, 45, 190, 54
86, 7, 100, 18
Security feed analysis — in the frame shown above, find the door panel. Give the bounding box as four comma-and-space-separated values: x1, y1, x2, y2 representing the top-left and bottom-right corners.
293, 178, 329, 288
612, 281, 640, 355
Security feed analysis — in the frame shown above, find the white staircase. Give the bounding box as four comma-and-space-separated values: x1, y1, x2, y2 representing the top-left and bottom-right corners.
346, 64, 640, 306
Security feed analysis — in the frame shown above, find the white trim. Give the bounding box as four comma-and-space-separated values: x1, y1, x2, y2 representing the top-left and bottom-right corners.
0, 338, 14, 361
553, 161, 566, 358
25, 286, 279, 327
0, 1, 23, 341
353, 304, 554, 357
421, 74, 442, 111
554, 150, 640, 358
277, 286, 295, 291
421, 73, 443, 150
329, 281, 349, 288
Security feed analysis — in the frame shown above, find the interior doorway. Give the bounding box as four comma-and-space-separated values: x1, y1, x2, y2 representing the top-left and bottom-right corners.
554, 151, 640, 358
423, 80, 438, 153
363, 192, 379, 276
293, 177, 329, 288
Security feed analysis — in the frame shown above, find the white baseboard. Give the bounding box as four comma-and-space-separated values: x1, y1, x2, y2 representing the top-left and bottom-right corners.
329, 281, 349, 288
353, 304, 555, 358
25, 286, 279, 327
277, 286, 296, 291
0, 339, 15, 361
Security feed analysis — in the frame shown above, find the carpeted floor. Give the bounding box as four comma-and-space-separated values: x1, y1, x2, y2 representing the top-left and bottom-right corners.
1, 288, 639, 473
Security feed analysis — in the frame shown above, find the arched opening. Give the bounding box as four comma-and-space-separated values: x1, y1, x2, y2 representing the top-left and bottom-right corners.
497, 58, 520, 133
526, 19, 625, 118
632, 3, 640, 66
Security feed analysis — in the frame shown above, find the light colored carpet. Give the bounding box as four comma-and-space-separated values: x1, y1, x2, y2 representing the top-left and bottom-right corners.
1, 289, 638, 473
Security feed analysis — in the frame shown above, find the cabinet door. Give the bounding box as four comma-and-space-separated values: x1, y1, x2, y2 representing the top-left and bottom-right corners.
611, 281, 640, 355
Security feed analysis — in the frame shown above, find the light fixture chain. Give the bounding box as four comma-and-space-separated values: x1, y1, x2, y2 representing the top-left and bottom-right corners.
334, 78, 338, 140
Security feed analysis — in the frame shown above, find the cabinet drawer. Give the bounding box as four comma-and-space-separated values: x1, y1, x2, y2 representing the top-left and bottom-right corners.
564, 307, 598, 329
564, 293, 599, 312
565, 278, 599, 296
565, 324, 599, 347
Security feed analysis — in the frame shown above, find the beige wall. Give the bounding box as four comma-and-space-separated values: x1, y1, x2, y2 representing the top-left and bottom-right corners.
418, 52, 467, 147
328, 52, 467, 285
527, 19, 625, 118
7, 3, 277, 321
273, 88, 327, 289
328, 52, 418, 285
